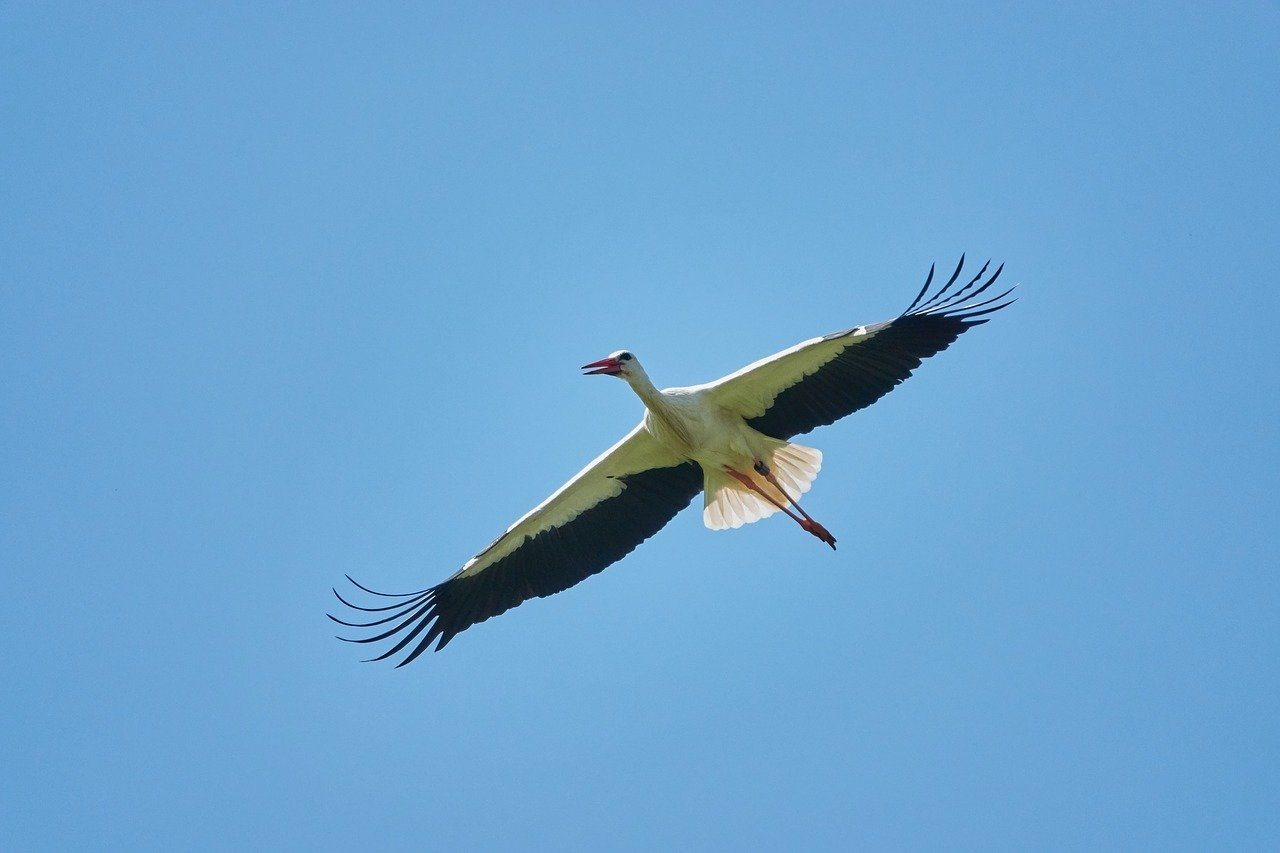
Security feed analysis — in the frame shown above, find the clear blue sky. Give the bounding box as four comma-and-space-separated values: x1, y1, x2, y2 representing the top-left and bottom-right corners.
3, 3, 1278, 849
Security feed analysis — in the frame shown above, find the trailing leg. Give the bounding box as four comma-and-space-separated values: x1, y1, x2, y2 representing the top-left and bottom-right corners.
726, 465, 836, 550
753, 461, 837, 549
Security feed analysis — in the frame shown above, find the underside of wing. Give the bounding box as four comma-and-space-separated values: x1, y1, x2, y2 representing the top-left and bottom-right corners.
330, 424, 703, 666
704, 257, 1015, 440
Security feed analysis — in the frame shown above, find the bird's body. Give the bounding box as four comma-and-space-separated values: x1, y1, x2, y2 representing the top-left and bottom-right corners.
635, 381, 823, 531
333, 258, 1015, 665
641, 383, 770, 474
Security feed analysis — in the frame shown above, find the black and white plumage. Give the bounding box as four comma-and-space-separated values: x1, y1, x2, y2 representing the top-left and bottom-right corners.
332, 257, 1014, 665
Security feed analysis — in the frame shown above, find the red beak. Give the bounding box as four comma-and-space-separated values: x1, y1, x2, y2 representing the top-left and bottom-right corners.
581, 356, 622, 376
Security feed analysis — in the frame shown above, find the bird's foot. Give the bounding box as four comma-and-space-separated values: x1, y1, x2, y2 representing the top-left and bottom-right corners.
801, 519, 837, 550
753, 460, 770, 476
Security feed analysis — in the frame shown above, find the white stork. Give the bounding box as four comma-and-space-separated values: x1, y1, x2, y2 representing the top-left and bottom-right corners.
333, 257, 1014, 665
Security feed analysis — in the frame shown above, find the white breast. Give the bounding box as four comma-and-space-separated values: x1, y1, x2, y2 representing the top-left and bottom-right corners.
644, 389, 763, 469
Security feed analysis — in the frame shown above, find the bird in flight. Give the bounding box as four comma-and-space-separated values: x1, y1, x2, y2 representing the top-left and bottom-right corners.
332, 257, 1014, 665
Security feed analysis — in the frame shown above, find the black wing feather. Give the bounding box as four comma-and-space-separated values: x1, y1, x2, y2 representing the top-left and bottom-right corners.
746, 258, 1014, 441
331, 461, 703, 666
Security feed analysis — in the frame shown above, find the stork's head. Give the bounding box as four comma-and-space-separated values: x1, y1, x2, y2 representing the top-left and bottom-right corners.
581, 350, 637, 379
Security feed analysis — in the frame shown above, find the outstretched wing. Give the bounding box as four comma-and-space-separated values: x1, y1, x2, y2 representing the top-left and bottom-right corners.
331, 423, 703, 666
702, 257, 1014, 440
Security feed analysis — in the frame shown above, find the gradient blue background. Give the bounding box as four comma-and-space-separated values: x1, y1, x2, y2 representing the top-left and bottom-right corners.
4, 3, 1278, 849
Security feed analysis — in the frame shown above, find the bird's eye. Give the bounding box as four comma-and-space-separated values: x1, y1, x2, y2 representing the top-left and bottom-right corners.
619, 352, 633, 361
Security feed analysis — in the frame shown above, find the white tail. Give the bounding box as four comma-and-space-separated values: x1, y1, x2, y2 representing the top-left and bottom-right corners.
702, 443, 823, 530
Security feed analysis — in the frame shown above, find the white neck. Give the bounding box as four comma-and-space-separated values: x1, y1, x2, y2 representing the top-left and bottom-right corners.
624, 365, 666, 411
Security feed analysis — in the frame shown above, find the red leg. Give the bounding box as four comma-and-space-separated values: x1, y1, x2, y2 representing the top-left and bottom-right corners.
725, 466, 837, 550
724, 468, 802, 523
754, 461, 837, 549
